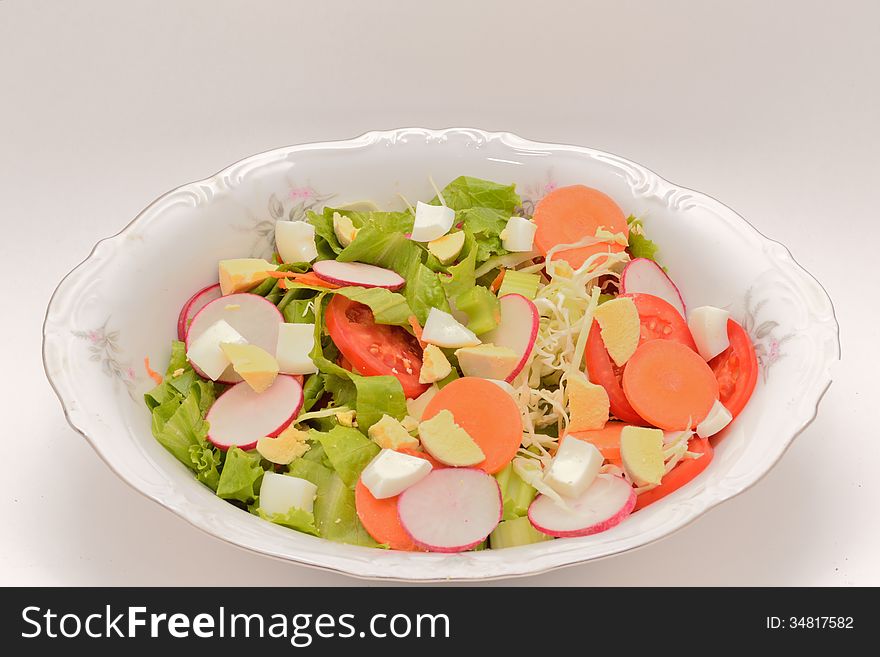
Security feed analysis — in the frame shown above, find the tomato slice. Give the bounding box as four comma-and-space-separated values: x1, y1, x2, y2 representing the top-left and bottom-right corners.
325, 295, 429, 399
584, 321, 645, 424
634, 437, 713, 511
623, 292, 697, 350
709, 319, 758, 419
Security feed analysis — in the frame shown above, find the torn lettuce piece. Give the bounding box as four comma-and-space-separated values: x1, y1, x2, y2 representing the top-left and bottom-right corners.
256, 505, 318, 536
216, 447, 264, 504
432, 176, 521, 214
287, 457, 379, 547
310, 425, 380, 488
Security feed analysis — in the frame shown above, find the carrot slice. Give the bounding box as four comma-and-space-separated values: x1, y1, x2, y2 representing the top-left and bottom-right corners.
563, 421, 632, 464
144, 357, 163, 385
622, 340, 719, 431
407, 315, 426, 349
274, 271, 342, 289
532, 185, 629, 270
354, 449, 438, 551
634, 437, 713, 510
489, 268, 506, 293
422, 377, 522, 474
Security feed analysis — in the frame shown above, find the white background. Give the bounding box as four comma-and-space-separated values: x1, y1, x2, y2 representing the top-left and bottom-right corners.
2, 0, 877, 586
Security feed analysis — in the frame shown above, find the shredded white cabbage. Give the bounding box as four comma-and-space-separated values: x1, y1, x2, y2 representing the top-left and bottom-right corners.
505, 235, 630, 463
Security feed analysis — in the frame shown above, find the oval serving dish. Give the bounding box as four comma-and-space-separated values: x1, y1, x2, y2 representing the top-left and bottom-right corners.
43, 128, 839, 580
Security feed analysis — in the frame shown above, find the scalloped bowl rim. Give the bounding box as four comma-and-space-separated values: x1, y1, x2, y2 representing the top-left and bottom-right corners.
42, 127, 840, 581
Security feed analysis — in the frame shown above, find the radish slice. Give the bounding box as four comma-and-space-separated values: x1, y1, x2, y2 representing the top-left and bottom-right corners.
480, 294, 539, 382
620, 258, 687, 317
177, 283, 222, 341
397, 468, 502, 552
185, 293, 283, 383
206, 375, 303, 450
528, 474, 636, 538
312, 260, 405, 290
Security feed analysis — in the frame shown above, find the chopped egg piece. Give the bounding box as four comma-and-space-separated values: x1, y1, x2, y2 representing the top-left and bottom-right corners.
421, 308, 481, 348
696, 399, 733, 438
418, 409, 485, 467
259, 471, 317, 516
218, 258, 276, 295
360, 449, 432, 499
332, 212, 359, 247
565, 371, 610, 432
411, 201, 455, 242
275, 220, 318, 263
688, 306, 731, 361
620, 426, 665, 486
543, 437, 603, 498
368, 414, 420, 451
406, 385, 439, 421
500, 216, 537, 252
419, 344, 452, 384
427, 231, 465, 264
275, 322, 318, 375
593, 296, 640, 367
335, 409, 357, 428
220, 342, 279, 393
256, 426, 311, 465
186, 319, 246, 380
455, 343, 519, 380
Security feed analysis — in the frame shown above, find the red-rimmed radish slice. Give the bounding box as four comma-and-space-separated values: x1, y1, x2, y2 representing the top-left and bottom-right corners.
177, 283, 222, 341
312, 260, 405, 291
528, 474, 636, 538
620, 258, 687, 317
397, 468, 501, 552
185, 293, 283, 383
206, 374, 303, 450
480, 294, 539, 382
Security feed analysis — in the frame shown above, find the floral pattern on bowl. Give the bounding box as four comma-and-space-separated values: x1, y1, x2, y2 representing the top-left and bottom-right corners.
43, 128, 839, 581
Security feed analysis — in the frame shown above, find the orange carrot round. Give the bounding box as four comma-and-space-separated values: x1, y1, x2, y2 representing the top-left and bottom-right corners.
355, 449, 437, 551
422, 377, 522, 474
622, 340, 719, 430
563, 421, 632, 464
532, 185, 629, 270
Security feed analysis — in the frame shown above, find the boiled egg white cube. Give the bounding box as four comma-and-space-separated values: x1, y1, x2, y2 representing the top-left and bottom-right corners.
544, 437, 603, 498
410, 201, 455, 242
360, 448, 433, 499
259, 472, 317, 516
275, 220, 318, 263
275, 322, 318, 375
405, 384, 439, 421
186, 319, 247, 380
696, 399, 733, 438
421, 308, 481, 348
500, 216, 537, 252
688, 306, 730, 361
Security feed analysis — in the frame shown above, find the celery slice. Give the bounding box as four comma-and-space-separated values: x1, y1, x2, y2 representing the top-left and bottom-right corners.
498, 270, 540, 300
489, 516, 552, 549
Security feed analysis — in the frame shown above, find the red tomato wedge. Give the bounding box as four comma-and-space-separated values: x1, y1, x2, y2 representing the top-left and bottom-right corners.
325, 295, 429, 399
634, 437, 713, 510
709, 319, 758, 419
623, 293, 697, 350
584, 321, 645, 425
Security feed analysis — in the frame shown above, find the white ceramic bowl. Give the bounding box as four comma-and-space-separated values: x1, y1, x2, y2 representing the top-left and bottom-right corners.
43, 128, 839, 581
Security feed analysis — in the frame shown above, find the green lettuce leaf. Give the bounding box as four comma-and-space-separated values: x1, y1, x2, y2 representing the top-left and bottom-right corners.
432, 176, 521, 214
311, 425, 379, 488
152, 390, 211, 467
458, 207, 510, 263
190, 443, 222, 491
287, 457, 379, 547
300, 373, 325, 413
282, 297, 317, 324
352, 375, 407, 430
405, 263, 450, 324
216, 447, 264, 503
256, 505, 318, 536
626, 216, 661, 263
333, 287, 413, 326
